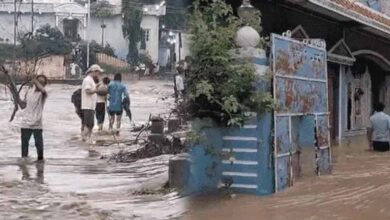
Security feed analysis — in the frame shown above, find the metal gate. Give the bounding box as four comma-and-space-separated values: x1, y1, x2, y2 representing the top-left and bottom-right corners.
271, 33, 332, 192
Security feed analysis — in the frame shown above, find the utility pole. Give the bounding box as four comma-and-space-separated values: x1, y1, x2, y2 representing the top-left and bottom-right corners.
86, 0, 91, 68
101, 22, 106, 47
13, 0, 16, 48
31, 0, 34, 34
13, 0, 17, 75
178, 32, 182, 61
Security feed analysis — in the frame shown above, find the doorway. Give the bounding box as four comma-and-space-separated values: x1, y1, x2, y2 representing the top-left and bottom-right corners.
63, 19, 79, 42
327, 63, 339, 142
344, 61, 372, 133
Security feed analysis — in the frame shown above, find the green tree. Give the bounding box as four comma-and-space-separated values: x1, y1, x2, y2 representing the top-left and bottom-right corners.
122, 0, 143, 65
163, 0, 192, 30
3, 25, 72, 60
91, 1, 114, 19
32, 25, 71, 54
187, 0, 273, 126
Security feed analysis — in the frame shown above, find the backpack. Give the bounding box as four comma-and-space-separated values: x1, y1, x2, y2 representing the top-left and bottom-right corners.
71, 88, 82, 112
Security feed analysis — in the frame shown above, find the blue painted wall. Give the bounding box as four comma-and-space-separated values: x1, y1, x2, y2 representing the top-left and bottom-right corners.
186, 121, 223, 195
272, 34, 331, 191
358, 0, 381, 11
187, 47, 274, 196
187, 75, 274, 195
187, 114, 274, 195
292, 116, 315, 148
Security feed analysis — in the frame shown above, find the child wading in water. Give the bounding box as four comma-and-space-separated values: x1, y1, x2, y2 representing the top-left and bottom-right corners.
108, 73, 129, 135
96, 77, 110, 131
18, 75, 48, 161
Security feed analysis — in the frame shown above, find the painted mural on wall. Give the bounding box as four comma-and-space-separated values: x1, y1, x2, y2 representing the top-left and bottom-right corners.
272, 34, 332, 191
273, 37, 327, 114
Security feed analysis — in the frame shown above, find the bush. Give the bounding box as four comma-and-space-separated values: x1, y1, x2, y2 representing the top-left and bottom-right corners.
186, 0, 273, 126
0, 25, 72, 61
0, 44, 17, 60
139, 53, 154, 69
75, 40, 117, 71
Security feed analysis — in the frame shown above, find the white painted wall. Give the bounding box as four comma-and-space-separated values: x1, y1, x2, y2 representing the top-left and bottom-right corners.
175, 33, 191, 61
141, 15, 160, 63
0, 3, 163, 64
90, 14, 162, 62
0, 13, 55, 43
158, 47, 169, 67
380, 0, 390, 16
103, 0, 122, 6
182, 34, 191, 59
89, 15, 128, 59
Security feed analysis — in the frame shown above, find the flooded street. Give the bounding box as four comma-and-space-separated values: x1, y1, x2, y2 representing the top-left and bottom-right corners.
0, 80, 186, 220
187, 136, 390, 220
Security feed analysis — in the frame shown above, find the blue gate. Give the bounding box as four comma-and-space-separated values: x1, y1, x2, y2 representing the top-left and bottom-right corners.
271, 33, 332, 192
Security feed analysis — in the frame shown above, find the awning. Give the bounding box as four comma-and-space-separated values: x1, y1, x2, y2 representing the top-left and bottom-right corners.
294, 0, 390, 38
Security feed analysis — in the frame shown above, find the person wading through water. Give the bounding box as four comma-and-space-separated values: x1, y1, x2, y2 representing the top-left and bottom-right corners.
18, 75, 48, 161
367, 102, 390, 152
96, 77, 110, 131
108, 73, 129, 135
81, 64, 104, 143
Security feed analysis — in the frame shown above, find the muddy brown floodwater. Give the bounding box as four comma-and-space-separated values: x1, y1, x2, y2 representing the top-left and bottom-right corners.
186, 136, 390, 220
0, 80, 186, 220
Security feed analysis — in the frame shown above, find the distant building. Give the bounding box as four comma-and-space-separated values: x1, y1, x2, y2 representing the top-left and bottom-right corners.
229, 0, 390, 141
0, 0, 168, 63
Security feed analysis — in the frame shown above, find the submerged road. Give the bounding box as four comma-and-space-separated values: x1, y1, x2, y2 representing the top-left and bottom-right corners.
187, 136, 390, 220
0, 80, 186, 220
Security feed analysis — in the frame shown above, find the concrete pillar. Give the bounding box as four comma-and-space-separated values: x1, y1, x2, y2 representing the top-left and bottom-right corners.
169, 153, 190, 190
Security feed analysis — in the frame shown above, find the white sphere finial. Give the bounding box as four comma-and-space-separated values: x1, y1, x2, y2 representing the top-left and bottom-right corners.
235, 26, 260, 48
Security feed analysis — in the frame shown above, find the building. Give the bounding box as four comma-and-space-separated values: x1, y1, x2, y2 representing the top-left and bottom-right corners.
188, 0, 390, 195
226, 0, 390, 141
158, 0, 191, 71
0, 0, 167, 63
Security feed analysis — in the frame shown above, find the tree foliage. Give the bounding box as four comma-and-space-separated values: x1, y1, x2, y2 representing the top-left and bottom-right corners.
0, 25, 71, 60
122, 0, 143, 65
91, 1, 115, 19
163, 0, 192, 30
21, 25, 72, 59
186, 0, 273, 126
238, 5, 263, 34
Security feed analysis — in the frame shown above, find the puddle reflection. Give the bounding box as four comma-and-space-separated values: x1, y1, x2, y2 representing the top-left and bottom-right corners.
18, 161, 45, 184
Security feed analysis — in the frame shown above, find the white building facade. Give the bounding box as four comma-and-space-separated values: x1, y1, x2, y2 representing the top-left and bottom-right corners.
0, 0, 167, 63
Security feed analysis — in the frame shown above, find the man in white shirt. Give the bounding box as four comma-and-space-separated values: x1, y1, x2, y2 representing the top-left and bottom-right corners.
81, 64, 104, 143
367, 102, 390, 152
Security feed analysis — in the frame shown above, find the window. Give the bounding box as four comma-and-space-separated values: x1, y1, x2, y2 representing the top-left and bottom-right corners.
144, 29, 150, 42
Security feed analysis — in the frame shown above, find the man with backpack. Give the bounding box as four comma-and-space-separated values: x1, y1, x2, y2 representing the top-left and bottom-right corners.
81, 64, 104, 143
